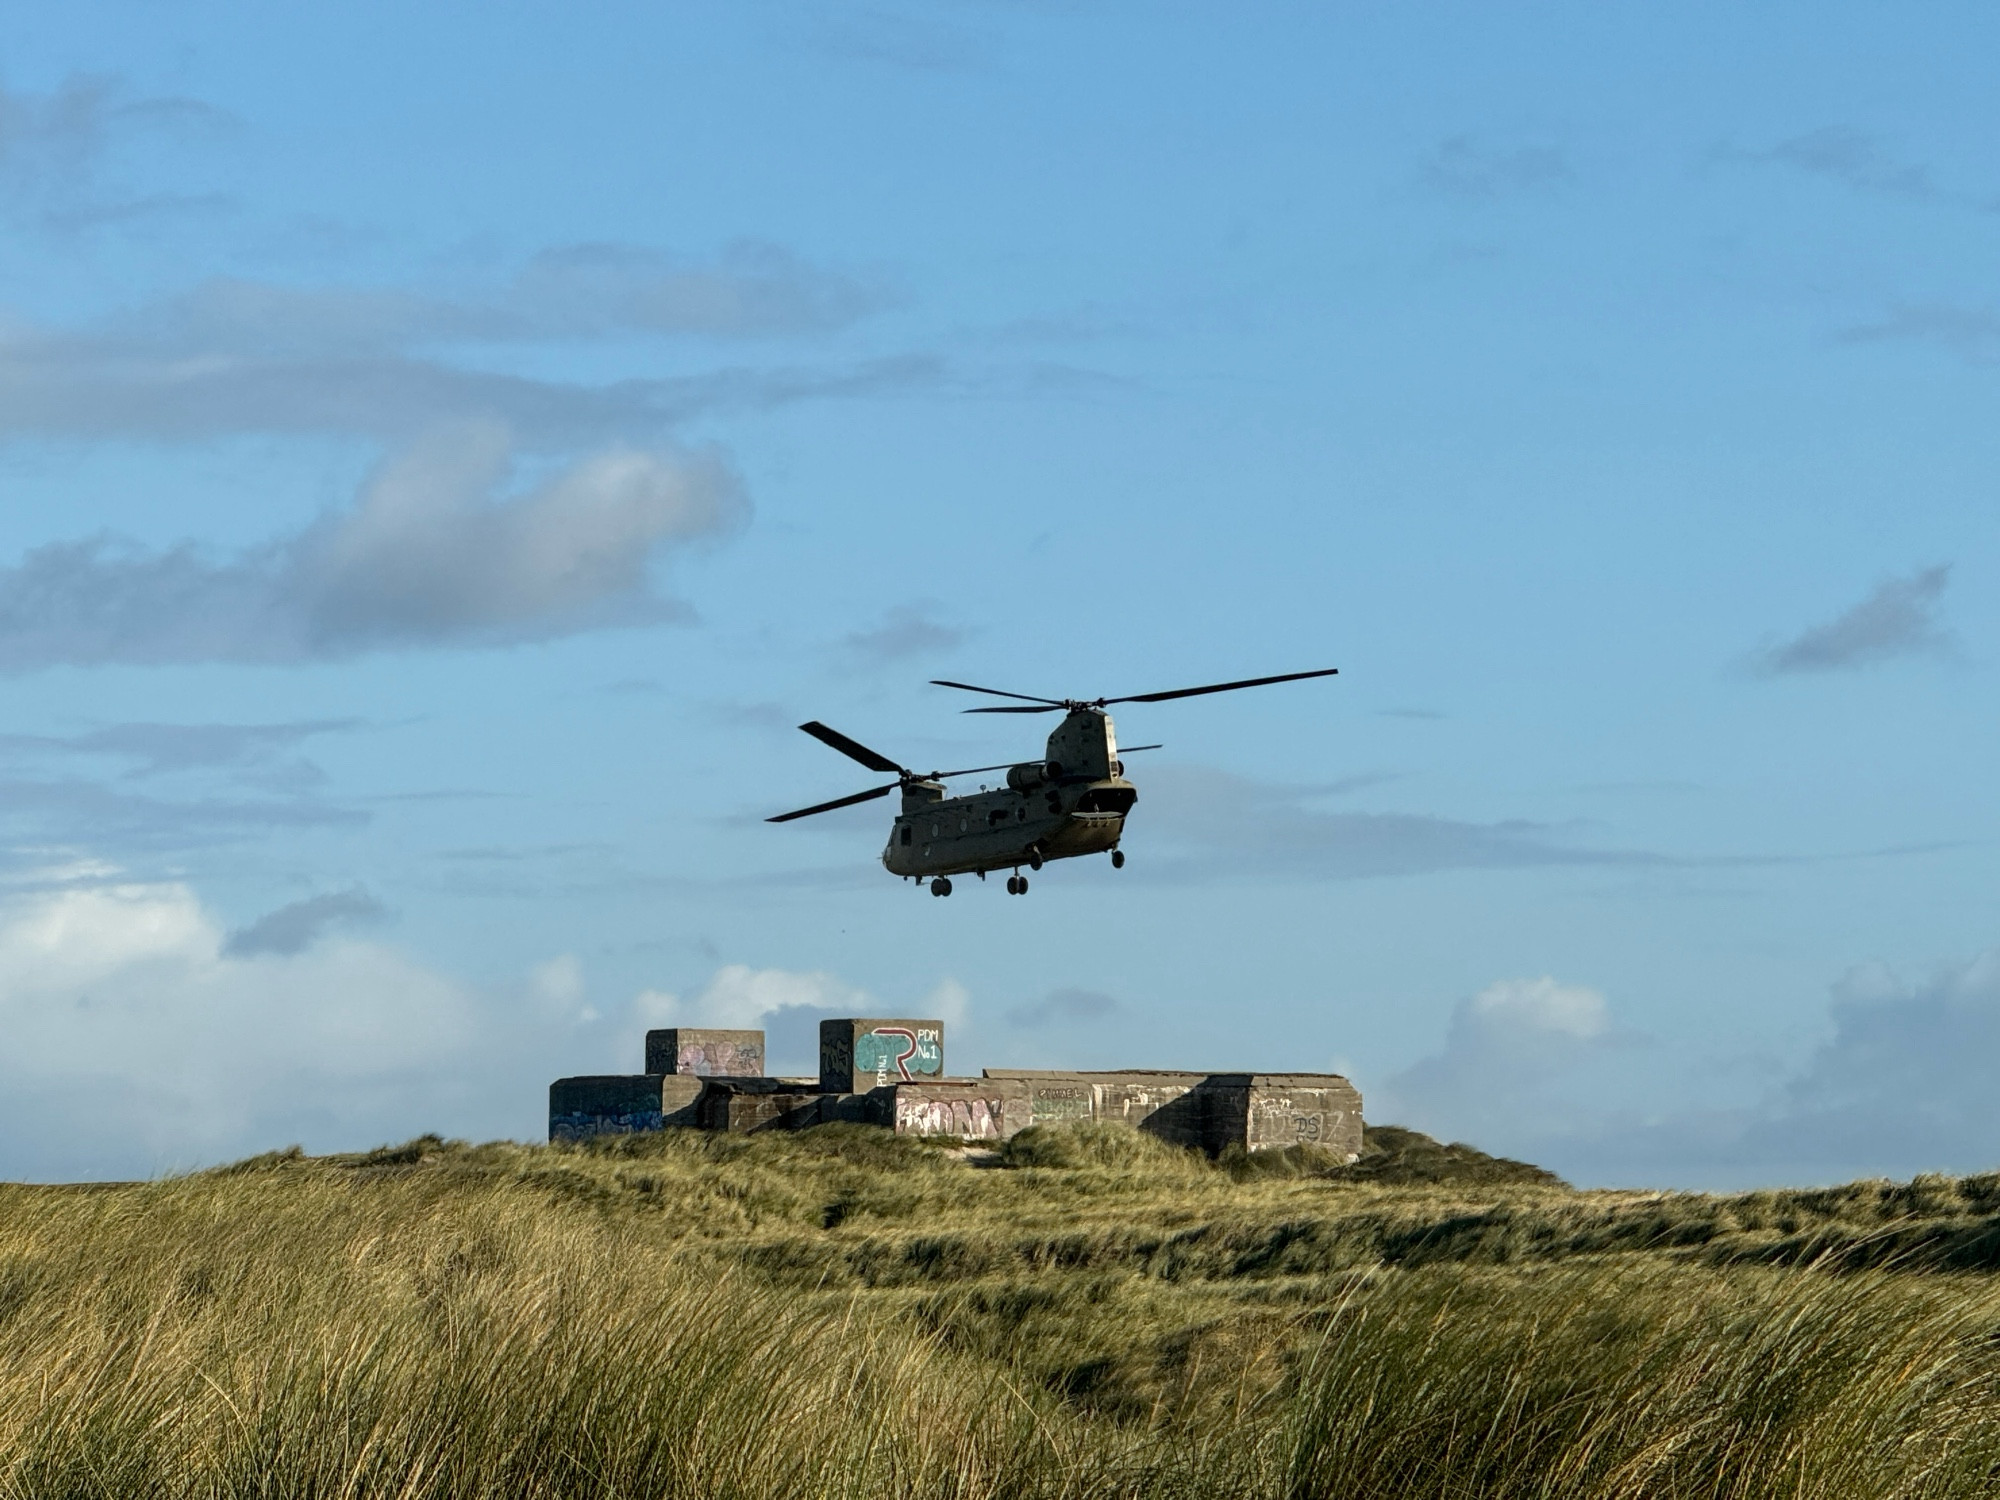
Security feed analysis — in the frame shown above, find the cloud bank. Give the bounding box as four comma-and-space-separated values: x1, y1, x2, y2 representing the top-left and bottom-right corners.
0, 423, 744, 668
1379, 947, 2000, 1189
1134, 766, 1662, 881
0, 865, 980, 1179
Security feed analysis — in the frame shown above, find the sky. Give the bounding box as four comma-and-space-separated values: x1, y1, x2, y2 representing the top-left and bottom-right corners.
0, 1, 1996, 1188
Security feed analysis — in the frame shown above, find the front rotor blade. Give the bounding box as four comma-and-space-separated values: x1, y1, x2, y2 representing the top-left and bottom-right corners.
766, 783, 897, 823
962, 704, 1065, 714
1117, 743, 1163, 752
930, 679, 1067, 706
798, 721, 906, 775
1104, 667, 1339, 706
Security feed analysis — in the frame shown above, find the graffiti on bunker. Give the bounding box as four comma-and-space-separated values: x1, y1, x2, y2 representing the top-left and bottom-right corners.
854, 1026, 942, 1086
896, 1094, 1003, 1139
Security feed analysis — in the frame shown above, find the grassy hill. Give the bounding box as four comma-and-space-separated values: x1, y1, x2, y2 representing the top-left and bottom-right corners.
5, 1121, 2000, 1497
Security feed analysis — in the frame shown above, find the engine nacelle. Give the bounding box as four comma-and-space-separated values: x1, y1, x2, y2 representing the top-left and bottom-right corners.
1006, 760, 1060, 793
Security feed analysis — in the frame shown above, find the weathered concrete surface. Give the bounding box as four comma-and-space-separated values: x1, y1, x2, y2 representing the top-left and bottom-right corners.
701, 1085, 830, 1134
983, 1069, 1207, 1147
1205, 1074, 1364, 1159
549, 1074, 705, 1141
887, 1078, 1030, 1140
819, 1018, 944, 1093
644, 1028, 765, 1077
981, 1069, 1363, 1156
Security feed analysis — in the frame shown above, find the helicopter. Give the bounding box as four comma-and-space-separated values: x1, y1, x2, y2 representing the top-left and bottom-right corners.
768, 668, 1339, 895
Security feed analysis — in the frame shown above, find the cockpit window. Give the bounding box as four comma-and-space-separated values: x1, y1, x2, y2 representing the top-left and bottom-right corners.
900, 825, 912, 846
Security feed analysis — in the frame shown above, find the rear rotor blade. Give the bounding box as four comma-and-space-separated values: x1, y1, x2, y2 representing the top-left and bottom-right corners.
962, 703, 1065, 714
930, 760, 1031, 779
766, 783, 897, 823
929, 680, 1068, 706
1117, 743, 1163, 753
1104, 667, 1339, 706
798, 721, 906, 775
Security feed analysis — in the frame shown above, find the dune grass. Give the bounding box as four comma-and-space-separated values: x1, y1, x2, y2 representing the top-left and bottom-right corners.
3, 1124, 2000, 1496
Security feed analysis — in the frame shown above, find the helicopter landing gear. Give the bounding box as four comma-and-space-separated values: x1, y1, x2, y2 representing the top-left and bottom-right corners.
1111, 849, 1125, 869
1027, 847, 1043, 871
1006, 874, 1029, 895
930, 877, 953, 897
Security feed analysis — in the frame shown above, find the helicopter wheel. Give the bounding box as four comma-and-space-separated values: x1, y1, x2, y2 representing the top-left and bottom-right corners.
1017, 875, 1028, 894
931, 877, 952, 897
1111, 849, 1125, 869
1028, 848, 1043, 871
1004, 876, 1017, 894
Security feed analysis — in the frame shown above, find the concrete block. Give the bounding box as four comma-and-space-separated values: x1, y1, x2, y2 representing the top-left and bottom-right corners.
888, 1078, 1030, 1141
699, 1078, 837, 1133
982, 1068, 1365, 1156
644, 1028, 765, 1077
819, 1090, 891, 1126
819, 1017, 944, 1093
983, 1069, 1207, 1147
1206, 1074, 1364, 1158
549, 1074, 705, 1141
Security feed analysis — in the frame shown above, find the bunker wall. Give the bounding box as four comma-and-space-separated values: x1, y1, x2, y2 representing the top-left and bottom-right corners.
819, 1017, 944, 1093
644, 1028, 765, 1077
549, 1074, 705, 1141
888, 1078, 1030, 1141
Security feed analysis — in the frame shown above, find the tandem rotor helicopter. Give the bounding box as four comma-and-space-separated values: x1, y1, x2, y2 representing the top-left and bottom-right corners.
768, 668, 1339, 896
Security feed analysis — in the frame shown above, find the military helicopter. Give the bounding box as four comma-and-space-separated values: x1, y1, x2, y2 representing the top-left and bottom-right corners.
768, 668, 1338, 895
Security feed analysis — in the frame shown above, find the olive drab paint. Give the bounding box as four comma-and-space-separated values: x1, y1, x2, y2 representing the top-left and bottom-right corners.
882, 706, 1135, 882
764, 669, 1338, 894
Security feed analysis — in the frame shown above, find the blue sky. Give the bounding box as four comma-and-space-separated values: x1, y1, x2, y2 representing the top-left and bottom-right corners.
2, 2, 1997, 1186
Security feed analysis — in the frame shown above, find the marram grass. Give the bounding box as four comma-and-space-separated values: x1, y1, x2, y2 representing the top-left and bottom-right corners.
2, 1125, 2000, 1497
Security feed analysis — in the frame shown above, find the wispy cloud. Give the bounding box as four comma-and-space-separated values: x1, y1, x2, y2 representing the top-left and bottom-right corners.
1005, 986, 1119, 1027
0, 719, 356, 778
114, 242, 893, 356
841, 601, 970, 665
0, 422, 744, 669
1840, 304, 2000, 364
0, 74, 237, 231
0, 775, 364, 855
797, 9, 996, 73
1418, 136, 1572, 198
0, 319, 947, 446
1717, 126, 1936, 200
224, 887, 387, 957
1134, 765, 1662, 882
1750, 565, 1952, 676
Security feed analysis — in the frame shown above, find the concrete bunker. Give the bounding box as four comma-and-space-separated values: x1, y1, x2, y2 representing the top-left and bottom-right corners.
550, 1020, 1362, 1160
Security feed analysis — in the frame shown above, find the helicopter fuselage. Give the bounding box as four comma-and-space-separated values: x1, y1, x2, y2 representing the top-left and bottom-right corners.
881, 707, 1137, 880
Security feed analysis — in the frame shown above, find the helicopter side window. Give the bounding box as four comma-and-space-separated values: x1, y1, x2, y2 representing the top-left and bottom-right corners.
900, 825, 912, 846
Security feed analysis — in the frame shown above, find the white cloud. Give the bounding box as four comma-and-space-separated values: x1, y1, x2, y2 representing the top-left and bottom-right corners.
0, 878, 492, 1178
1466, 976, 1609, 1040
1372, 975, 1623, 1151
1377, 948, 2000, 1190
630, 965, 970, 1076
0, 868, 976, 1178
0, 422, 745, 668
647, 963, 871, 1029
